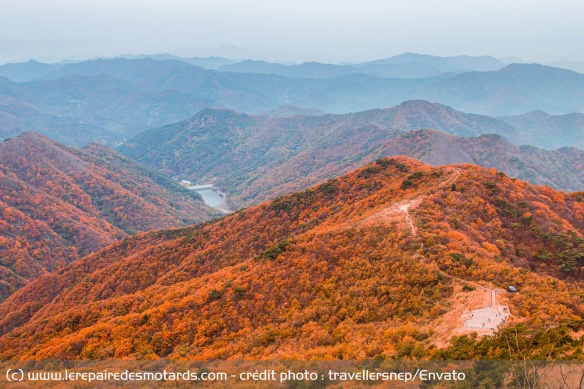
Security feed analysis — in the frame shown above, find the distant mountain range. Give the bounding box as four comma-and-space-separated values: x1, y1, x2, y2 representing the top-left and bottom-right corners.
499, 110, 584, 150
414, 63, 584, 116
217, 53, 506, 80
5, 52, 582, 80
118, 102, 584, 209
0, 63, 218, 146
0, 60, 62, 82
1, 158, 582, 359
112, 54, 236, 69
357, 53, 507, 71
1, 57, 584, 147
0, 56, 236, 82
0, 132, 219, 301
0, 53, 506, 81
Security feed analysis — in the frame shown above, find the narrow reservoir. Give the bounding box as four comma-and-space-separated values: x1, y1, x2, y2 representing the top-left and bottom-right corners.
187, 184, 231, 213
195, 188, 223, 208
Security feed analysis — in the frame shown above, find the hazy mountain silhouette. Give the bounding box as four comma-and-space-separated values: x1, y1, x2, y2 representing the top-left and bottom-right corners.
113, 54, 235, 69
2, 58, 584, 147
357, 53, 506, 72
414, 64, 584, 115
499, 110, 584, 150
218, 53, 506, 79
0, 60, 62, 82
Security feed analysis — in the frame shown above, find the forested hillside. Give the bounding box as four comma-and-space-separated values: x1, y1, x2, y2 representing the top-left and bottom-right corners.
0, 158, 582, 360
118, 104, 584, 209
0, 132, 219, 301
378, 130, 584, 191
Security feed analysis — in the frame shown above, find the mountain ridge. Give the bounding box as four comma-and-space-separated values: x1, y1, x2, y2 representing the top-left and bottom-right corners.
378, 130, 584, 191
414, 63, 584, 115
499, 110, 584, 150
3, 58, 584, 147
118, 102, 582, 209
0, 157, 582, 359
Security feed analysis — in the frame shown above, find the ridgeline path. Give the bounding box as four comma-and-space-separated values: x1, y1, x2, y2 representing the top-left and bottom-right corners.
360, 167, 461, 236
397, 167, 461, 237
398, 202, 418, 236
397, 167, 510, 334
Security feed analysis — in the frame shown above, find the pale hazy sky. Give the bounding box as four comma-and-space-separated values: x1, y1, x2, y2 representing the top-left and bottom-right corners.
1, 0, 583, 64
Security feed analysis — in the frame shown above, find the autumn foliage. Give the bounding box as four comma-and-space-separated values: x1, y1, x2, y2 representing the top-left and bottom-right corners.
0, 157, 583, 360
0, 132, 218, 301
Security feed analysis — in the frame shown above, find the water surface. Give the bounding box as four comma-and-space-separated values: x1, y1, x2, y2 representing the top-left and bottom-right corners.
194, 188, 224, 208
